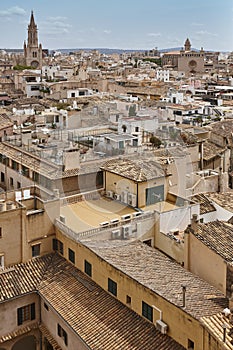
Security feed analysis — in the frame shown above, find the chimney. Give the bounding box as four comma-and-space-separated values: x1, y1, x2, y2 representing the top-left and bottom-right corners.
182, 285, 186, 308
191, 214, 199, 231
62, 149, 80, 171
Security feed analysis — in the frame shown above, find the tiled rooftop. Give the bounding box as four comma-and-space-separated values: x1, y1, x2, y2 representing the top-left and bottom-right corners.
208, 192, 233, 213
191, 220, 233, 263
191, 193, 216, 215
39, 254, 185, 350
201, 313, 233, 350
207, 120, 233, 141
101, 158, 165, 182
0, 114, 13, 130
0, 254, 52, 301
83, 240, 228, 320
0, 254, 185, 350
203, 140, 226, 161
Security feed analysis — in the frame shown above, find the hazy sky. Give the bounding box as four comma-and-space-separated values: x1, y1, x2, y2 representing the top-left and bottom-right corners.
0, 0, 232, 51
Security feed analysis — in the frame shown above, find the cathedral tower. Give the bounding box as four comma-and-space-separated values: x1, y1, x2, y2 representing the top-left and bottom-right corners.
24, 11, 43, 69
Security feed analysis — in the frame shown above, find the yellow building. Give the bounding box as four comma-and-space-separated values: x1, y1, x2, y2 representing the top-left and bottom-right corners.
53, 222, 229, 350
0, 186, 59, 267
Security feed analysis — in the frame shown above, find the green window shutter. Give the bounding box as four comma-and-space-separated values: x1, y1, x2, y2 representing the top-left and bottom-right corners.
31, 303, 36, 320
17, 308, 23, 325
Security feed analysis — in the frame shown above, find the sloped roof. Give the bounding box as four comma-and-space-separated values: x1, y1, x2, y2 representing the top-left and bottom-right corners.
208, 192, 233, 213
0, 254, 52, 302
0, 253, 185, 350
38, 254, 185, 350
101, 158, 165, 182
207, 120, 233, 143
203, 140, 226, 161
83, 240, 228, 320
191, 193, 216, 215
192, 220, 233, 263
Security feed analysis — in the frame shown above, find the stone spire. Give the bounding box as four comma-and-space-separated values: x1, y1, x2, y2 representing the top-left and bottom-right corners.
29, 11, 36, 28
27, 10, 38, 47
184, 38, 191, 51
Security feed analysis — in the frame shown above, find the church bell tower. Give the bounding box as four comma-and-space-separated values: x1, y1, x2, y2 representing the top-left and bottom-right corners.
24, 11, 43, 69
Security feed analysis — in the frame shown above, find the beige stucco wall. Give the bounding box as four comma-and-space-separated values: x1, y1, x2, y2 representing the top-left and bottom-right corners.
40, 297, 89, 350
155, 231, 184, 264
105, 171, 167, 208
105, 172, 137, 197
184, 232, 226, 295
55, 228, 206, 349
0, 293, 40, 345
0, 207, 23, 266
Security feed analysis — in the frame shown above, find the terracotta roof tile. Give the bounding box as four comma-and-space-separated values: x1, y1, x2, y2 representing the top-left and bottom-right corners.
83, 240, 228, 320
192, 220, 233, 263
191, 193, 216, 214
101, 158, 165, 182
38, 254, 185, 350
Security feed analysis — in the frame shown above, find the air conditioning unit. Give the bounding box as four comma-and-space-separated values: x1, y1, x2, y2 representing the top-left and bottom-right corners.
107, 190, 114, 198
156, 320, 168, 334
128, 193, 137, 207
121, 191, 128, 203
114, 193, 121, 201
99, 221, 110, 227
132, 212, 142, 218
60, 215, 66, 224
122, 225, 132, 239
111, 229, 122, 239
110, 218, 120, 225
121, 214, 131, 222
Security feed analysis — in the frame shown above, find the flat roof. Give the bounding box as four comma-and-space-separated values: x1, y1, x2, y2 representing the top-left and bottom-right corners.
60, 197, 136, 233
103, 133, 136, 141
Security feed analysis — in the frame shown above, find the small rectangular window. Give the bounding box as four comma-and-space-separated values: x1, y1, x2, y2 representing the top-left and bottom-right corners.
108, 278, 117, 296
0, 228, 2, 238
68, 248, 75, 264
17, 303, 35, 325
32, 244, 40, 257
84, 260, 92, 277
44, 303, 49, 311
188, 339, 195, 349
57, 324, 68, 346
10, 177, 13, 186
142, 301, 153, 322
126, 295, 131, 305
0, 255, 4, 268
52, 238, 58, 251
58, 241, 64, 255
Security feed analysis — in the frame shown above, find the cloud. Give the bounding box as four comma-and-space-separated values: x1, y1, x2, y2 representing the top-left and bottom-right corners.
147, 32, 161, 38
195, 30, 218, 37
191, 22, 204, 27
103, 30, 111, 34
0, 6, 26, 17
41, 17, 72, 36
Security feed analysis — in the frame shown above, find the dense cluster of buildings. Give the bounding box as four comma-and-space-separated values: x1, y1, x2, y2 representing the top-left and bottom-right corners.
1, 11, 233, 350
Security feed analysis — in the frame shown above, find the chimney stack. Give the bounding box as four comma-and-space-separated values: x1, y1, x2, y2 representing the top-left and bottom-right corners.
191, 214, 199, 231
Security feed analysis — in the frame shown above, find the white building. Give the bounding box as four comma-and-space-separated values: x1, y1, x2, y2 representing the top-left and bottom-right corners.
156, 69, 170, 82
